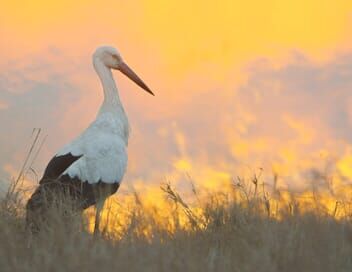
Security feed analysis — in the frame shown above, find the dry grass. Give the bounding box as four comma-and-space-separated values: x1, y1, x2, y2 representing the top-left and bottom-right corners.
1, 175, 352, 272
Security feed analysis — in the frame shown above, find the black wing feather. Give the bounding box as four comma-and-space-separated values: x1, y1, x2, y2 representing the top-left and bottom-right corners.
40, 153, 82, 184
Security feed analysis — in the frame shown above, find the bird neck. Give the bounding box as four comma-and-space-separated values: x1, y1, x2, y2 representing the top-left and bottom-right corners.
93, 59, 122, 108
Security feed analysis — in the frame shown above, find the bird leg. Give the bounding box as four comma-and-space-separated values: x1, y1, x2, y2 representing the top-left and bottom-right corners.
94, 199, 105, 237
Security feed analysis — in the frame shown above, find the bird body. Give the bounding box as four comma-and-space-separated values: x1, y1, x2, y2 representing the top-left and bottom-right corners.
56, 106, 129, 185
26, 46, 154, 233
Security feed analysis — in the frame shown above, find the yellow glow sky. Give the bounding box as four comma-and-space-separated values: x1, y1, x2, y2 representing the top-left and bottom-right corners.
1, 0, 352, 192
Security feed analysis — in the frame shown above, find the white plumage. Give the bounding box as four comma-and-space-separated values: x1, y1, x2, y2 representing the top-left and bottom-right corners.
57, 106, 129, 184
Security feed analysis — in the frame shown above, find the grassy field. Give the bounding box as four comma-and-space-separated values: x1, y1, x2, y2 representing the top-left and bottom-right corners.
1, 175, 352, 272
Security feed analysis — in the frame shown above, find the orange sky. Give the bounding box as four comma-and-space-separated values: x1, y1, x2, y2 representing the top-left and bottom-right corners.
1, 0, 352, 193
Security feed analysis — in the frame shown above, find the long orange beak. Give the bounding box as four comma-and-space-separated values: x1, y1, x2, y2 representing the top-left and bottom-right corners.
118, 62, 154, 96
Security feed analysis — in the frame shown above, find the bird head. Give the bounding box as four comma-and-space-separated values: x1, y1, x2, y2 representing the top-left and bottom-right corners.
93, 46, 154, 96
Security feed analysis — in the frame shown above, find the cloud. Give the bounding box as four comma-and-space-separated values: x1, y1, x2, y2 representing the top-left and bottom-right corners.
0, 52, 82, 182
0, 100, 8, 110
124, 52, 352, 189
1, 46, 352, 192
236, 52, 352, 143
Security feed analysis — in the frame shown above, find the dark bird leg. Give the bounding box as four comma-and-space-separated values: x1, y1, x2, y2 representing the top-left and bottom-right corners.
94, 198, 106, 237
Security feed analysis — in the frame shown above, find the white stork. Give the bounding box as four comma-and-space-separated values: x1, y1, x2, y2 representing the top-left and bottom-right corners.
26, 46, 154, 234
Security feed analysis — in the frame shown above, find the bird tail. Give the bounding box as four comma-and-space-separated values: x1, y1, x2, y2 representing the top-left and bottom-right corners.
26, 187, 45, 234
25, 182, 84, 234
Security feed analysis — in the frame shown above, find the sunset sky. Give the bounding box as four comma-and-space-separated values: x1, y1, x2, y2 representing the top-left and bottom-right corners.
1, 0, 352, 193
